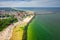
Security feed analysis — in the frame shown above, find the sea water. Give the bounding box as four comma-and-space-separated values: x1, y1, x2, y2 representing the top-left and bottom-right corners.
25, 7, 60, 40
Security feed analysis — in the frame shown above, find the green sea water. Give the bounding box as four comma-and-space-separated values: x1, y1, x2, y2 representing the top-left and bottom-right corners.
27, 13, 60, 40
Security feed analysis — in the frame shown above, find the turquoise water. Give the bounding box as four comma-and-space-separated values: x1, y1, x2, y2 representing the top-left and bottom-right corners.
27, 13, 60, 40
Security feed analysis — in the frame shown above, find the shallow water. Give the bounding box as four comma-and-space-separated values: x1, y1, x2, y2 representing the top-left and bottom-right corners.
27, 13, 60, 40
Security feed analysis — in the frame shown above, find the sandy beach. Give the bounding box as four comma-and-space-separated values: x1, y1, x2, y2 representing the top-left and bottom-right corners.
10, 15, 34, 40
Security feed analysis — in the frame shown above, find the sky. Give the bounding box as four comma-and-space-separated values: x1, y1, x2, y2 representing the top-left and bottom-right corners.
0, 0, 60, 7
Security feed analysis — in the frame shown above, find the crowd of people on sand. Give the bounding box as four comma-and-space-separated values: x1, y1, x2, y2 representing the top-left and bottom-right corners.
0, 23, 16, 40
0, 10, 34, 40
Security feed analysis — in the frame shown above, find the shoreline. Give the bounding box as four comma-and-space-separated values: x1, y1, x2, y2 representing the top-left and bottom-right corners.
10, 12, 35, 40
22, 15, 35, 40
0, 11, 35, 40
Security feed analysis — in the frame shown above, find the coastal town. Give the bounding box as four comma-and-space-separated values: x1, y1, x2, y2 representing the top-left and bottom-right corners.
0, 8, 35, 40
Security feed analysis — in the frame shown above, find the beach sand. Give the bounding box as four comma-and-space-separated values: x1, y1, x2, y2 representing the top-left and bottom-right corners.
10, 15, 34, 40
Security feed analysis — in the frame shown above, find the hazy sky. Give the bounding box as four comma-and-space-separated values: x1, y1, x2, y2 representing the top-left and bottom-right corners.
0, 0, 60, 7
